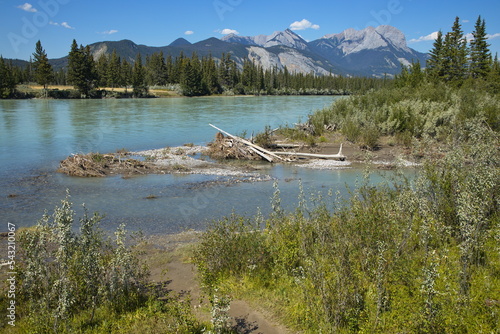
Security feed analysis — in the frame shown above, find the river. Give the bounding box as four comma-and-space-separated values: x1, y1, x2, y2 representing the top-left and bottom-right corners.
0, 96, 392, 234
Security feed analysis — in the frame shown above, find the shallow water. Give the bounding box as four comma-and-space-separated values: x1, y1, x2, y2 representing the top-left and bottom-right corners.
0, 96, 398, 234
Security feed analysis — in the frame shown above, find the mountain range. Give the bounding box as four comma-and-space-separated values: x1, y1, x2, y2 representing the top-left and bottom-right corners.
30, 25, 430, 77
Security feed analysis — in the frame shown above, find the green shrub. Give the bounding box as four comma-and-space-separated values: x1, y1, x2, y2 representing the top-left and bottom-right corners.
13, 192, 150, 333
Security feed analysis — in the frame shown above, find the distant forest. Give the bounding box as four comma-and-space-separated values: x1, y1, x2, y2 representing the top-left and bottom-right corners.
0, 16, 499, 98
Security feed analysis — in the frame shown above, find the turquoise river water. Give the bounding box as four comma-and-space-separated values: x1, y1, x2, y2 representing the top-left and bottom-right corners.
0, 96, 396, 234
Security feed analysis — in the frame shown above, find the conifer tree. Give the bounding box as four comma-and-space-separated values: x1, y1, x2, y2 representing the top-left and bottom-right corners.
132, 53, 148, 97
67, 40, 98, 97
0, 56, 16, 98
107, 50, 121, 89
426, 30, 445, 80
32, 40, 54, 94
442, 17, 468, 83
469, 16, 491, 79
96, 54, 109, 87
146, 52, 167, 86
180, 53, 205, 96
120, 58, 131, 88
202, 54, 220, 94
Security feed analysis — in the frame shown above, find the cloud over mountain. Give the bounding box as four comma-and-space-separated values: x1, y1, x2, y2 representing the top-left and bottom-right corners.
99, 29, 118, 35
290, 19, 320, 31
409, 31, 439, 43
220, 28, 239, 35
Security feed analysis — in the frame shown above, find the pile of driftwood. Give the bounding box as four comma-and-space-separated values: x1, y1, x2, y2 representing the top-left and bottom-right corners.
207, 124, 346, 162
58, 153, 149, 177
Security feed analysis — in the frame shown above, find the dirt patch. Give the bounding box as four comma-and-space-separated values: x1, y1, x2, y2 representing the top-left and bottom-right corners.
139, 233, 292, 334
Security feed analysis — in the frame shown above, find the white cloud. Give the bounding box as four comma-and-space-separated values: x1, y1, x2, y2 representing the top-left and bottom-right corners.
220, 28, 239, 35
409, 31, 439, 43
409, 30, 500, 44
462, 19, 470, 23
99, 29, 118, 35
61, 22, 74, 29
184, 30, 194, 35
17, 3, 37, 12
487, 33, 500, 40
289, 19, 320, 31
50, 21, 75, 29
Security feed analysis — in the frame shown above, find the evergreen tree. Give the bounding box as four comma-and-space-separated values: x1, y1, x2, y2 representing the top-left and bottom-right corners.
146, 52, 168, 86
469, 16, 491, 79
107, 50, 121, 89
67, 40, 98, 97
165, 54, 174, 84
120, 58, 132, 88
202, 54, 220, 94
32, 40, 54, 94
442, 17, 468, 83
426, 30, 445, 80
96, 54, 109, 87
23, 57, 34, 83
132, 53, 148, 97
0, 56, 16, 98
180, 53, 205, 96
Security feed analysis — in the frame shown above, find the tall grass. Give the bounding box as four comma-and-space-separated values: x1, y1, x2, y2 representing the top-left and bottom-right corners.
194, 122, 500, 333
306, 82, 499, 150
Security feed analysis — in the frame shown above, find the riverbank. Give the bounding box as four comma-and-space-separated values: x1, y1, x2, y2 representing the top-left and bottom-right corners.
138, 231, 293, 334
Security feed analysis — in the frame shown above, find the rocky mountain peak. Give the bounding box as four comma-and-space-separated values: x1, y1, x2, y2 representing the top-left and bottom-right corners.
264, 29, 309, 50
321, 26, 410, 55
222, 29, 308, 50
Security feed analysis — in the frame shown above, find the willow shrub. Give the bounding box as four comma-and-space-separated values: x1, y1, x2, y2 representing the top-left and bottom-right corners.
194, 123, 499, 333
306, 83, 499, 148
12, 193, 150, 333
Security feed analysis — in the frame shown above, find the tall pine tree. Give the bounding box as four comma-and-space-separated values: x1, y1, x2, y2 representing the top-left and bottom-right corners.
469, 15, 491, 79
107, 50, 121, 89
67, 40, 98, 97
0, 56, 16, 98
32, 40, 54, 94
442, 17, 468, 83
132, 53, 148, 97
426, 30, 445, 80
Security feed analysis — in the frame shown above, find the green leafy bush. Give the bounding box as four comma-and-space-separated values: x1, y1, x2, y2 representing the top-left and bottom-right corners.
13, 192, 149, 333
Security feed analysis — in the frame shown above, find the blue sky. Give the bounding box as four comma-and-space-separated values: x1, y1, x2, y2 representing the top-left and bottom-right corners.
1, 0, 500, 60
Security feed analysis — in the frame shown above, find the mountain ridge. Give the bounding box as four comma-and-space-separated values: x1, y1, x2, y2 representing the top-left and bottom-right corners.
13, 25, 429, 77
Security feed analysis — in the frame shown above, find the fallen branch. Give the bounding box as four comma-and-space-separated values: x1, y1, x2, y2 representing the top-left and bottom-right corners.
209, 124, 285, 162
271, 144, 346, 161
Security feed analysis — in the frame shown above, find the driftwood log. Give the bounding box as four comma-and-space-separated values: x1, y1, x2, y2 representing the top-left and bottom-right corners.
271, 144, 346, 161
208, 124, 347, 162
209, 124, 286, 162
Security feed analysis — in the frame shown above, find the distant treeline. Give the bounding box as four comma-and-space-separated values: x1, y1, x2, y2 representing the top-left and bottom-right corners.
0, 40, 389, 99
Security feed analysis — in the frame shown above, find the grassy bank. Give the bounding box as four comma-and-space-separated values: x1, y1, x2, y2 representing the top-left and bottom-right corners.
12, 84, 180, 99
303, 82, 499, 152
